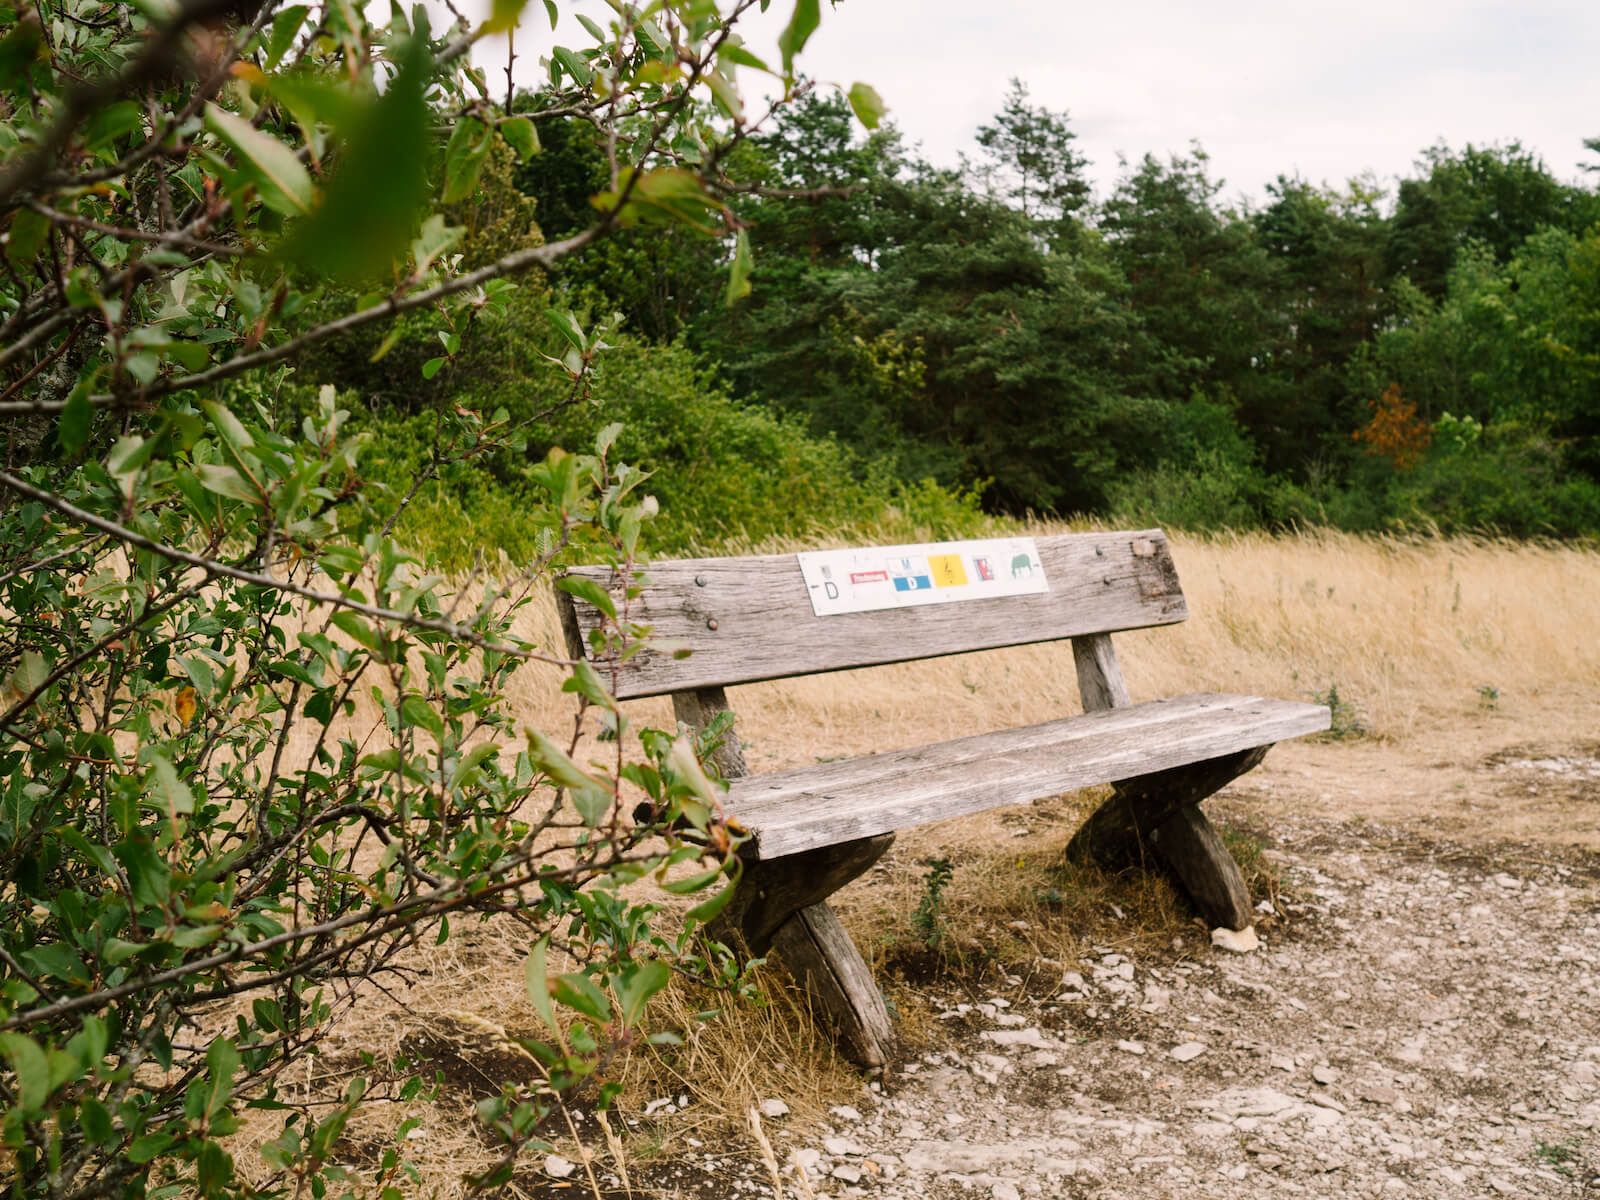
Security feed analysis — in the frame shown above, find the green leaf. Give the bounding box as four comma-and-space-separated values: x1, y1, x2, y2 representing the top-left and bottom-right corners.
560, 659, 614, 709
278, 24, 431, 282
147, 754, 196, 817
551, 46, 592, 87
205, 1037, 240, 1119
5, 207, 49, 268
442, 117, 494, 204
0, 10, 44, 91
113, 838, 171, 906
202, 400, 255, 451
83, 101, 143, 152
685, 868, 741, 925
204, 103, 314, 217
106, 434, 155, 478
6, 648, 49, 701
526, 729, 613, 826
846, 82, 887, 130
555, 574, 616, 621
777, 0, 820, 76
448, 742, 499, 789
22, 943, 91, 987
485, 0, 528, 34
0, 1033, 50, 1115
127, 1132, 177, 1164
500, 115, 540, 161
660, 861, 724, 895
551, 972, 612, 1024
194, 464, 259, 504
612, 960, 670, 1029
421, 356, 447, 380
705, 68, 742, 121
79, 1096, 114, 1144
265, 5, 309, 68
725, 229, 753, 306
399, 694, 444, 742
545, 308, 585, 351
523, 937, 559, 1032
718, 41, 770, 72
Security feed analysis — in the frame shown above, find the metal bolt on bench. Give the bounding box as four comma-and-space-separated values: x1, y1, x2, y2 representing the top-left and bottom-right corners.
558, 530, 1330, 1068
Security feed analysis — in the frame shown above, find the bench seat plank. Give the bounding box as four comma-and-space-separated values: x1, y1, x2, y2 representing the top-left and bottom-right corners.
727, 693, 1329, 858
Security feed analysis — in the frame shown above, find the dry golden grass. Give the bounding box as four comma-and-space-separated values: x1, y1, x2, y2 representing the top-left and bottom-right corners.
232, 527, 1600, 1195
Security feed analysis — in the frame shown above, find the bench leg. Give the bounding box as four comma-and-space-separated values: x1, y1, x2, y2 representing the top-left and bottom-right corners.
709, 834, 897, 1069
771, 902, 895, 1069
1065, 746, 1266, 930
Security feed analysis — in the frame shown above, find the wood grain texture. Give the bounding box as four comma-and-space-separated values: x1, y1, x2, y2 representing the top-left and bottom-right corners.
559, 531, 1188, 699
1072, 633, 1131, 711
771, 902, 895, 1069
1064, 745, 1268, 868
1148, 805, 1254, 931
719, 835, 896, 955
728, 694, 1329, 859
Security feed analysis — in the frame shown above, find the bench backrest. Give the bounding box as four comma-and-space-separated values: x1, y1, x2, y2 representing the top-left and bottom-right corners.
557, 530, 1187, 701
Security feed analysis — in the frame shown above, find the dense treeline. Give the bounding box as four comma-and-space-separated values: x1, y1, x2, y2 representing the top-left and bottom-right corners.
319, 84, 1600, 553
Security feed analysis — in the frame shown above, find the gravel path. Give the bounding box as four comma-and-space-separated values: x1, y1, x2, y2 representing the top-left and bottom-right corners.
649, 817, 1600, 1199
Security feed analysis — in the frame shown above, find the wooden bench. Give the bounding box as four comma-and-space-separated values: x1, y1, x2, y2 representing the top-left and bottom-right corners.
557, 530, 1329, 1067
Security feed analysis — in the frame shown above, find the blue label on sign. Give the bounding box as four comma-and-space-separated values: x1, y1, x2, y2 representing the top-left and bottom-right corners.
892, 575, 933, 592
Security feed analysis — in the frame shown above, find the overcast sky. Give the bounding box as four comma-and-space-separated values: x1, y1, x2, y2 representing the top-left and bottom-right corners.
464, 0, 1600, 207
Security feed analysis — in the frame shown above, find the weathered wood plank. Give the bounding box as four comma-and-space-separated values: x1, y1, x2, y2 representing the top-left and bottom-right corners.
720, 835, 896, 954
1147, 805, 1254, 931
1072, 632, 1131, 712
1064, 746, 1268, 867
728, 694, 1329, 859
771, 902, 895, 1069
560, 531, 1188, 699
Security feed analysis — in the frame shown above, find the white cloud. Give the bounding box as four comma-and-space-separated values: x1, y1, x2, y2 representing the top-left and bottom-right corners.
451, 0, 1600, 204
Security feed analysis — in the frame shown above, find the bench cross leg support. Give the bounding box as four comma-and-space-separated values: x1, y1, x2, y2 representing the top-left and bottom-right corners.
1065, 746, 1267, 931
712, 836, 898, 1070
673, 687, 895, 1069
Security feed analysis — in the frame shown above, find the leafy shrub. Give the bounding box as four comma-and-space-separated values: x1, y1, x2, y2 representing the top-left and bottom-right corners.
362, 335, 990, 564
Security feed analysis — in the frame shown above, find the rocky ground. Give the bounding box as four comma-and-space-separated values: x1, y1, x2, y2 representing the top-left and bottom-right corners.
613, 813, 1600, 1199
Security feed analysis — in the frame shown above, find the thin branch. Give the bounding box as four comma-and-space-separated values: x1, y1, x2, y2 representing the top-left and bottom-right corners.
0, 225, 602, 415
0, 0, 271, 207
0, 469, 574, 665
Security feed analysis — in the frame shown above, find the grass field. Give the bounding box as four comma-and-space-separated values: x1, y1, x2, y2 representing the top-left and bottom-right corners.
247, 528, 1600, 1195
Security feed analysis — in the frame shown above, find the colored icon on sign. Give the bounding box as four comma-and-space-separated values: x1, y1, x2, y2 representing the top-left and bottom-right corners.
851, 570, 889, 585
928, 554, 969, 588
972, 556, 995, 581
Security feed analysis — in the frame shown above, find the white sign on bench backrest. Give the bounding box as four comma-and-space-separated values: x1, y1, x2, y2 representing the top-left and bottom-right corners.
796, 537, 1049, 616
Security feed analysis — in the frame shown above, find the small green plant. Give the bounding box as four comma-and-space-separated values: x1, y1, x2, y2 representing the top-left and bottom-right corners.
1477, 683, 1501, 710
1312, 683, 1369, 740
911, 858, 956, 950
1532, 1136, 1582, 1176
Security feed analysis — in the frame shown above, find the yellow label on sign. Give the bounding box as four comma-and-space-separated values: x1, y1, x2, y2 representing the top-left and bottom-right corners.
928, 554, 969, 588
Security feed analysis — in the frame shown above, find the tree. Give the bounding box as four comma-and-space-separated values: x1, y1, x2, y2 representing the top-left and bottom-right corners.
1386, 142, 1600, 298
1251, 175, 1390, 463
972, 78, 1091, 237
1099, 148, 1287, 463
0, 1, 858, 1196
